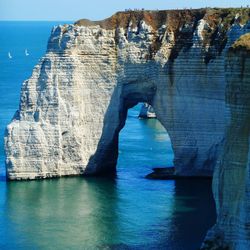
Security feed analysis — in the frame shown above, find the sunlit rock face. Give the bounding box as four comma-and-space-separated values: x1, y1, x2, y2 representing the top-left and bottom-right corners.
4, 8, 250, 180
203, 34, 250, 250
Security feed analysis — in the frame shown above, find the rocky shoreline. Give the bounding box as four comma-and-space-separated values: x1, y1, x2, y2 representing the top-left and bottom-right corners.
146, 167, 212, 180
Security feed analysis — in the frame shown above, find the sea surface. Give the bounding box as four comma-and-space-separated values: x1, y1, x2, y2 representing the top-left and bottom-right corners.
0, 22, 216, 249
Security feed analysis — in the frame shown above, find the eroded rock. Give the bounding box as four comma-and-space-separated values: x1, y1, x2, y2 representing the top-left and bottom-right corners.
203, 33, 250, 250
6, 8, 250, 180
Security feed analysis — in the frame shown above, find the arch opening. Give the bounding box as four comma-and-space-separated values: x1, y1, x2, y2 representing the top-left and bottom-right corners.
85, 91, 175, 177
85, 80, 161, 176
117, 103, 174, 178
85, 75, 217, 178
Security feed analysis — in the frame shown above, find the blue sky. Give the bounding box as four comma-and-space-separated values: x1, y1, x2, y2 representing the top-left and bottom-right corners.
1, 0, 249, 21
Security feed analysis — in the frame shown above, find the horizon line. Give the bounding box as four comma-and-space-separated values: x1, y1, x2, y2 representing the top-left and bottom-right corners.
0, 20, 75, 22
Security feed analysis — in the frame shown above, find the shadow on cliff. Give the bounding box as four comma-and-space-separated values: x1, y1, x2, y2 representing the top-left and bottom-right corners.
84, 85, 125, 176
84, 70, 157, 176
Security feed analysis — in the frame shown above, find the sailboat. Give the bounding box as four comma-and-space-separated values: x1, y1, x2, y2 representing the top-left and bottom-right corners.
8, 52, 12, 59
25, 49, 29, 56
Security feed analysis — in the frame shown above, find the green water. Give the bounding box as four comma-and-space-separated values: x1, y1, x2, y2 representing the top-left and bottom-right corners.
0, 176, 215, 249
0, 111, 216, 249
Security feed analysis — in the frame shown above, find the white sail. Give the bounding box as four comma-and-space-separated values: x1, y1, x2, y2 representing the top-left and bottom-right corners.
25, 49, 29, 56
8, 52, 12, 59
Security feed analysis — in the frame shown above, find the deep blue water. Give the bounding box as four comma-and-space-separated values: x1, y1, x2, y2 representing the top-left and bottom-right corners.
0, 22, 216, 249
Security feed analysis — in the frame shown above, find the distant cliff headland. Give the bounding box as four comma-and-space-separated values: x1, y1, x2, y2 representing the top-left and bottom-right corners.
4, 8, 250, 249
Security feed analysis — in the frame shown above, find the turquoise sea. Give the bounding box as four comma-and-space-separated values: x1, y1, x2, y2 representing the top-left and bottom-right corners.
0, 22, 215, 249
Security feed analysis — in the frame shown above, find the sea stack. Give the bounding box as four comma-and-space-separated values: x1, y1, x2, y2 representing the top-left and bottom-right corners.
138, 103, 157, 119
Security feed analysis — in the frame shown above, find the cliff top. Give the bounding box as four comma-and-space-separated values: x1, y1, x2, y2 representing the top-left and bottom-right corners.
75, 8, 250, 31
74, 8, 250, 63
231, 33, 250, 51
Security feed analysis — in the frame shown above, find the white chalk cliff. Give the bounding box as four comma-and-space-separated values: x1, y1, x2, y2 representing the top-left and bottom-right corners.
4, 8, 250, 249
203, 33, 250, 250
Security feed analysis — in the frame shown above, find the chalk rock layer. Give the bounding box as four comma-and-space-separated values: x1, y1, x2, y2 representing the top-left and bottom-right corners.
4, 9, 250, 181
203, 34, 250, 250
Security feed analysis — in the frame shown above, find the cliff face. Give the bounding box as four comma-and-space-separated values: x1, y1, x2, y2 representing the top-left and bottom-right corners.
203, 34, 250, 250
5, 8, 249, 180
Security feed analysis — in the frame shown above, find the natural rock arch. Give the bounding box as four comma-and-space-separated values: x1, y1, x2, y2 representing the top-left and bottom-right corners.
84, 69, 220, 178
5, 9, 250, 180
85, 78, 158, 175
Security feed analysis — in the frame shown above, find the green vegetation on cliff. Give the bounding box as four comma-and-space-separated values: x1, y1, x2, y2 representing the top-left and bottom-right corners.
231, 33, 250, 51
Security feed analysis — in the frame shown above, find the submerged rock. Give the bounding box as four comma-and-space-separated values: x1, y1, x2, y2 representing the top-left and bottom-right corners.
146, 167, 212, 179
146, 167, 175, 179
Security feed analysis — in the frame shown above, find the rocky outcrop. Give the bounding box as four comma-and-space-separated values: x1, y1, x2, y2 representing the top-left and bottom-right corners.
138, 103, 156, 118
202, 33, 250, 250
5, 8, 250, 180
